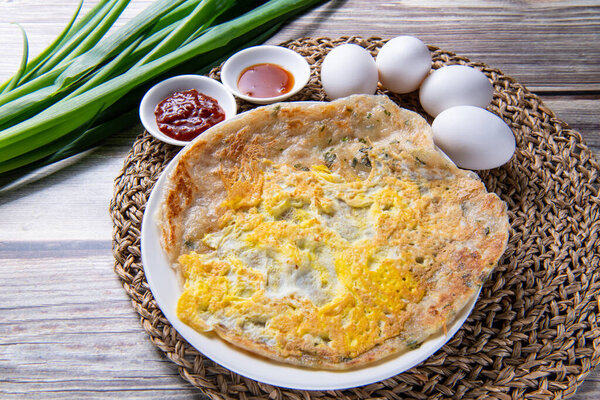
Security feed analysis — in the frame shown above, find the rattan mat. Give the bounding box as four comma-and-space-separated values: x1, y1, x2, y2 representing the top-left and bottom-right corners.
110, 37, 600, 399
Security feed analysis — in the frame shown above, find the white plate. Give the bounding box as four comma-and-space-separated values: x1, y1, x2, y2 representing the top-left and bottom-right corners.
140, 111, 480, 391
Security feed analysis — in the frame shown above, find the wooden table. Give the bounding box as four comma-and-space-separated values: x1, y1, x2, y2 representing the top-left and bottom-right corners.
1, 1, 598, 398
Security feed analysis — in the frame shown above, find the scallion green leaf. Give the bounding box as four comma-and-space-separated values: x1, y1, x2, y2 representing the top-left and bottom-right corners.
14, 0, 85, 86
32, 0, 124, 79
0, 0, 327, 177
0, 24, 29, 95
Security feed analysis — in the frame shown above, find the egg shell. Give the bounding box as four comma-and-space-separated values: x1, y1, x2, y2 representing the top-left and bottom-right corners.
432, 105, 515, 170
419, 65, 494, 117
321, 44, 378, 100
376, 36, 432, 94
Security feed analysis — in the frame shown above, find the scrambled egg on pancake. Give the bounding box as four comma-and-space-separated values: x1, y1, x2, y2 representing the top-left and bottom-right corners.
160, 95, 509, 369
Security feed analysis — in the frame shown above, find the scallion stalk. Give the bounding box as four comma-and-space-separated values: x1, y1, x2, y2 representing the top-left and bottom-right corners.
0, 0, 326, 177
0, 0, 85, 90
1, 24, 29, 94
136, 0, 235, 66
31, 0, 126, 79
0, 0, 191, 126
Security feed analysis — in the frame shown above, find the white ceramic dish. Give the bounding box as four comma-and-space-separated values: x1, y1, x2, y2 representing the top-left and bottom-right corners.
140, 108, 480, 390
220, 45, 310, 104
139, 75, 237, 146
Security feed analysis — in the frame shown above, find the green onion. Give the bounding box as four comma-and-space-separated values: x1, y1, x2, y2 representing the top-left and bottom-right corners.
0, 0, 326, 178
31, 0, 125, 79
1, 24, 29, 94
0, 0, 84, 91
136, 0, 235, 66
66, 35, 145, 99
0, 0, 189, 127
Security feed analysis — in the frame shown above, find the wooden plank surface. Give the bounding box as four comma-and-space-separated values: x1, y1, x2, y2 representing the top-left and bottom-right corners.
0, 0, 598, 399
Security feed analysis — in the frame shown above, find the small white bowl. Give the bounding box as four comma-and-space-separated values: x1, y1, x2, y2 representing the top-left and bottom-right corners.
221, 45, 310, 104
139, 75, 237, 146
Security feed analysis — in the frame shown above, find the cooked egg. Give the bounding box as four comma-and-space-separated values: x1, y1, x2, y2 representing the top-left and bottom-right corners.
419, 65, 493, 117
432, 105, 515, 170
321, 44, 378, 100
177, 159, 431, 357
376, 36, 432, 94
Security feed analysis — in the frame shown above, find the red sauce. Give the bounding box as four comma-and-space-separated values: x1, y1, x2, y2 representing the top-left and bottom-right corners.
237, 63, 294, 98
154, 89, 225, 141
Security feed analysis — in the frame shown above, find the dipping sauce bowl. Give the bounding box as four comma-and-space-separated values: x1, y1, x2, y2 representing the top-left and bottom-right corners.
139, 75, 237, 146
221, 45, 310, 104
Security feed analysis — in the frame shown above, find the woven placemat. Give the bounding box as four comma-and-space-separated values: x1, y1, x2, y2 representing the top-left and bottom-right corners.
110, 37, 600, 400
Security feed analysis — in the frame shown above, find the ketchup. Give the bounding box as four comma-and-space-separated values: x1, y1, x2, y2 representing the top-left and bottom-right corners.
154, 89, 225, 141
237, 63, 294, 98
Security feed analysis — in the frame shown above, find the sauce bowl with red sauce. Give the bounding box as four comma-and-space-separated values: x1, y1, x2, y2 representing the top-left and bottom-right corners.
221, 45, 310, 104
139, 75, 237, 146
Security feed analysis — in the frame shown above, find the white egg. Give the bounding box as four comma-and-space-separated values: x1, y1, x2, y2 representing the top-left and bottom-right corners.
419, 65, 493, 117
376, 36, 431, 94
321, 44, 378, 100
432, 105, 515, 170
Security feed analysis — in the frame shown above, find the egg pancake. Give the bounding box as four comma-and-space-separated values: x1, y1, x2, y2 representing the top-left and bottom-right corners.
157, 95, 509, 369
